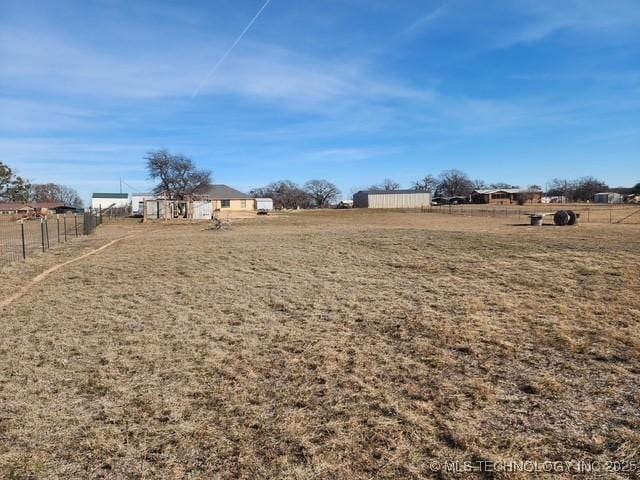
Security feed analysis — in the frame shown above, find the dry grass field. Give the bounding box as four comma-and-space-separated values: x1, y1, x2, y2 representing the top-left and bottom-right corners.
1, 210, 639, 479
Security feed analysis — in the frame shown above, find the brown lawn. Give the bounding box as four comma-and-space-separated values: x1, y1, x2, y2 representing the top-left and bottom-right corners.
1, 210, 639, 479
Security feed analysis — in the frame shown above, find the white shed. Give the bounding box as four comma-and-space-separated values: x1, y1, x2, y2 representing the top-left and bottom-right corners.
256, 198, 274, 211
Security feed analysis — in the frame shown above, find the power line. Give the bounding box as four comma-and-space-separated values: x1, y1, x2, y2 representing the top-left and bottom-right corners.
192, 0, 273, 98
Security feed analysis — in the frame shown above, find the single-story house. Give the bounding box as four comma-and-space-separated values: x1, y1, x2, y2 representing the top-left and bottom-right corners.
353, 190, 432, 209
594, 192, 623, 204
91, 193, 129, 210
470, 188, 541, 205
0, 203, 33, 216
29, 202, 77, 215
196, 184, 255, 211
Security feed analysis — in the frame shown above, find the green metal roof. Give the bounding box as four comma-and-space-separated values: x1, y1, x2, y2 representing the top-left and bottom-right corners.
92, 193, 129, 199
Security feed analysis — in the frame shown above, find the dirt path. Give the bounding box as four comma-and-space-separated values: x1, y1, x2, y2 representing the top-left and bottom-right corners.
0, 234, 131, 310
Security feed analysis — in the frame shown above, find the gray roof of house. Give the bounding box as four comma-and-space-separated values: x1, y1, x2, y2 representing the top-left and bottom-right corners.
197, 184, 251, 199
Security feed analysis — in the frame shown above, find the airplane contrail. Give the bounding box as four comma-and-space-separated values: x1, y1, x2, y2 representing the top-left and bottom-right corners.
192, 0, 273, 97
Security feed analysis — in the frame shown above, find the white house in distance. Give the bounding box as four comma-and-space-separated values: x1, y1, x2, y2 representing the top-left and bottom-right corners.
91, 193, 129, 210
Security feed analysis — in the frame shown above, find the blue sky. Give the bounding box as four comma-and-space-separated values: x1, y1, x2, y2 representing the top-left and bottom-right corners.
2, 0, 639, 202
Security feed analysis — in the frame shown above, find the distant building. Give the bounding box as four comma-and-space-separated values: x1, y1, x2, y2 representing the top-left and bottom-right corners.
130, 193, 157, 216
594, 192, 623, 204
541, 196, 567, 204
195, 184, 255, 212
470, 188, 541, 205
353, 190, 432, 209
91, 193, 129, 210
29, 202, 78, 215
0, 203, 33, 216
256, 198, 274, 211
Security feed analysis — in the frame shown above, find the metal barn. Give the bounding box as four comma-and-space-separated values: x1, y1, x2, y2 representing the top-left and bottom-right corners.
353, 190, 432, 209
594, 192, 623, 204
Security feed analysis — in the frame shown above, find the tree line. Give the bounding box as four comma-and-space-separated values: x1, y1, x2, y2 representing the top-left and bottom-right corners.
365, 170, 541, 197
146, 150, 342, 209
362, 170, 640, 200
0, 161, 83, 206
6, 150, 640, 210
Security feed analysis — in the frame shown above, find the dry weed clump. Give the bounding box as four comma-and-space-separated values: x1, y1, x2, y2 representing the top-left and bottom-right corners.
0, 210, 639, 479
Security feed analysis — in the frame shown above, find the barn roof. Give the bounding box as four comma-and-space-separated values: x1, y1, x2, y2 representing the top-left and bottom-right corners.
0, 203, 32, 211
92, 193, 128, 199
196, 184, 252, 199
355, 189, 432, 195
28, 202, 67, 209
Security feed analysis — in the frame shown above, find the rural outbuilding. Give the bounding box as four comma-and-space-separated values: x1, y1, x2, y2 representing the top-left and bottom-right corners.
353, 190, 432, 209
91, 193, 129, 210
594, 192, 623, 204
144, 198, 213, 220
131, 193, 157, 216
256, 198, 274, 211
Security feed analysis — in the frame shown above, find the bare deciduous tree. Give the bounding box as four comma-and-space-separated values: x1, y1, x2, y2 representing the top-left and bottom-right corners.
547, 177, 607, 202
472, 179, 486, 189
250, 180, 311, 209
413, 175, 438, 192
489, 182, 515, 189
146, 149, 211, 200
31, 183, 83, 206
436, 169, 474, 197
370, 178, 400, 191
304, 179, 340, 207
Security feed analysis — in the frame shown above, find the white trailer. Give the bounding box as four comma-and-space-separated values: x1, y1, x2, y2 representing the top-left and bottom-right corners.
256, 198, 274, 211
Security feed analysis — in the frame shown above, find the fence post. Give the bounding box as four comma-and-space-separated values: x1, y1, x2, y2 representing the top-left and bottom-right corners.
610, 210, 612, 224
57, 215, 61, 244
40, 218, 45, 252
64, 215, 68, 242
21, 220, 26, 260
45, 217, 50, 249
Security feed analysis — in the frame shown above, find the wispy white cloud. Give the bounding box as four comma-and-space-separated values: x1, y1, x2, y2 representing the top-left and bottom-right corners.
0, 23, 432, 112
405, 2, 450, 33
497, 0, 640, 47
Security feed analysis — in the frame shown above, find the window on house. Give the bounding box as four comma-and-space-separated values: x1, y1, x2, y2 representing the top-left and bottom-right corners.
221, 200, 230, 208
241, 199, 246, 208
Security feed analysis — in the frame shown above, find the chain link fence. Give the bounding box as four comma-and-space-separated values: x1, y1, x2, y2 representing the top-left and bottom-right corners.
0, 212, 103, 265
